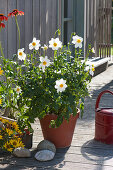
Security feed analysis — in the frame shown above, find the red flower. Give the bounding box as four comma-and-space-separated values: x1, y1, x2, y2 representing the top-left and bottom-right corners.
24, 128, 30, 135
0, 14, 8, 21
0, 23, 5, 28
8, 9, 24, 17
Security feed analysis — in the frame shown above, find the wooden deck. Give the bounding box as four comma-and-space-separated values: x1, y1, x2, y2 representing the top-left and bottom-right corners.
1, 62, 113, 170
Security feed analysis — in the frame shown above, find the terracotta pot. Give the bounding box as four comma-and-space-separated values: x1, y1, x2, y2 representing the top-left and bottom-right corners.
39, 109, 80, 148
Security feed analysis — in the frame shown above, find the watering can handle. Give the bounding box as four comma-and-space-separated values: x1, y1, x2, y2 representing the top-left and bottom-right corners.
95, 90, 113, 110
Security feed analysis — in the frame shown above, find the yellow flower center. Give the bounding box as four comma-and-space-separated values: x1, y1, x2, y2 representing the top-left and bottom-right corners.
0, 67, 3, 75
17, 88, 20, 92
53, 42, 57, 47
6, 144, 11, 149
43, 61, 47, 65
77, 39, 81, 43
0, 99, 2, 105
0, 135, 3, 139
44, 46, 48, 50
12, 141, 17, 146
60, 84, 64, 88
92, 67, 95, 72
32, 42, 36, 46
92, 64, 94, 67
19, 52, 23, 56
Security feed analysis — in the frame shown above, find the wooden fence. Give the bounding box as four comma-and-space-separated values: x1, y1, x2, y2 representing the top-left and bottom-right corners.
98, 0, 112, 58
0, 0, 112, 59
0, 0, 58, 58
84, 0, 112, 58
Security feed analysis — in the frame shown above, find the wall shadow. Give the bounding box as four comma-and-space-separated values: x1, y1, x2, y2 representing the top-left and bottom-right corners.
81, 139, 113, 170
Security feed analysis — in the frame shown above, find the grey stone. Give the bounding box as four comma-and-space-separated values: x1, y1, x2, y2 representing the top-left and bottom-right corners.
35, 150, 55, 161
13, 147, 31, 158
37, 140, 56, 153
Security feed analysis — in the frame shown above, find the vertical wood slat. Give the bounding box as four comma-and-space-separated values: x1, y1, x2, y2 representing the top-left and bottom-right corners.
58, 0, 62, 33
0, 0, 8, 58
46, 0, 52, 57
98, 0, 101, 57
25, 0, 33, 52
84, 0, 95, 58
40, 0, 46, 45
89, 0, 91, 45
91, 0, 94, 44
0, 0, 7, 58
7, 0, 17, 58
96, 0, 99, 57
17, 0, 25, 50
109, 0, 112, 59
105, 0, 107, 57
84, 0, 86, 57
52, 0, 58, 38
33, 0, 40, 39
46, 0, 52, 44
101, 0, 103, 58
107, 0, 110, 57
106, 0, 108, 57
108, 1, 112, 57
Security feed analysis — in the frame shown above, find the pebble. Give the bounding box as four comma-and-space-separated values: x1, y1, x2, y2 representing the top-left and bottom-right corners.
35, 150, 55, 161
37, 140, 56, 153
13, 147, 31, 158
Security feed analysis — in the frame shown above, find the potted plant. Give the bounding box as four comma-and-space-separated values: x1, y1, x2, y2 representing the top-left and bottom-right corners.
17, 31, 94, 148
0, 10, 94, 148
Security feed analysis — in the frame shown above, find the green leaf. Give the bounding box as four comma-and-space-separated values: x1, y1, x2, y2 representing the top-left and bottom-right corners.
9, 90, 13, 94
0, 86, 3, 92
80, 102, 84, 118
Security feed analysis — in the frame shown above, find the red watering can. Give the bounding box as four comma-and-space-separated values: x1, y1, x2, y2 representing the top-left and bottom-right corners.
95, 90, 113, 144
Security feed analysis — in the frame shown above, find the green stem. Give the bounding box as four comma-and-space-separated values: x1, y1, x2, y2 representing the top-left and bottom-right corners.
31, 53, 33, 63
54, 29, 60, 38
0, 41, 4, 57
75, 48, 77, 60
44, 50, 45, 57
69, 32, 75, 44
15, 15, 20, 49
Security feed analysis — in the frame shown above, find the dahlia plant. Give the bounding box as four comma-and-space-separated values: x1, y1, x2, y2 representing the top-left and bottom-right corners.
16, 30, 94, 127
